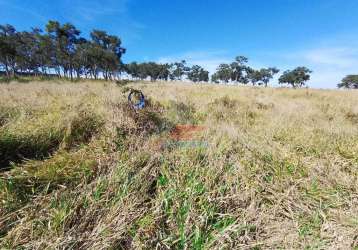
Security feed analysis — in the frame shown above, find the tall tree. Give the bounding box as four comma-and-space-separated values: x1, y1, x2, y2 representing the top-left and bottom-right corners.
278, 67, 312, 88
214, 64, 232, 83
90, 30, 125, 80
0, 21, 126, 80
170, 60, 189, 80
0, 24, 17, 77
187, 65, 209, 83
230, 56, 249, 83
46, 21, 81, 79
248, 67, 279, 87
338, 75, 358, 89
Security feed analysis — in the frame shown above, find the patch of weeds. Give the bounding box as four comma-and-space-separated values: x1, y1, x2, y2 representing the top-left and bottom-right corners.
345, 111, 358, 124
207, 96, 241, 122
211, 96, 241, 109
336, 142, 358, 160
0, 148, 97, 213
162, 188, 176, 214
177, 201, 191, 249
130, 213, 157, 244
205, 215, 256, 248
263, 173, 274, 183
212, 216, 236, 232
257, 153, 307, 180
0, 106, 20, 127
0, 76, 11, 83
121, 86, 132, 93
158, 174, 169, 187
295, 144, 319, 157
166, 101, 197, 125
114, 127, 128, 152
192, 226, 207, 249
115, 79, 132, 87
183, 147, 208, 165
256, 102, 274, 110
298, 212, 323, 239
62, 109, 104, 149
0, 176, 32, 212
246, 110, 258, 124
304, 178, 333, 206
93, 178, 109, 201
117, 99, 172, 135
49, 194, 73, 233
15, 77, 30, 83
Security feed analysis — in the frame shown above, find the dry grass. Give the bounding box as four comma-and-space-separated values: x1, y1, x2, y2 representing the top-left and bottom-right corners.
0, 80, 357, 249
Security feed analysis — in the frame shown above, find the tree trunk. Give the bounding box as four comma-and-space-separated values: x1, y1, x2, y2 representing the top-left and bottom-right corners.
4, 63, 10, 77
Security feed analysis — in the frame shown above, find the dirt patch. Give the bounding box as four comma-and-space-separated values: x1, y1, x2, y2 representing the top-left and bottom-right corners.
169, 125, 206, 141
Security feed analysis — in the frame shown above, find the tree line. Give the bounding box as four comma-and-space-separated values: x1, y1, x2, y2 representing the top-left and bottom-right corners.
211, 56, 314, 88
0, 21, 311, 87
1, 21, 357, 88
0, 21, 125, 80
125, 60, 209, 82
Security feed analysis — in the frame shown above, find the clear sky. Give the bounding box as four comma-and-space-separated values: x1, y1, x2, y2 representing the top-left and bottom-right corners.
1, 0, 358, 88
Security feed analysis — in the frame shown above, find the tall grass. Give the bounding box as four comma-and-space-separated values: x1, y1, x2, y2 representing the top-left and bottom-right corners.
0, 80, 357, 249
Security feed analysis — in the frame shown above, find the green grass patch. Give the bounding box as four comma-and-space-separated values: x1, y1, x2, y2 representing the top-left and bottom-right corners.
0, 108, 103, 169
0, 147, 97, 213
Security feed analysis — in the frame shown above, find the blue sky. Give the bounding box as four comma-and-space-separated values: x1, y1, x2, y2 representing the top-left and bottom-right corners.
1, 0, 358, 88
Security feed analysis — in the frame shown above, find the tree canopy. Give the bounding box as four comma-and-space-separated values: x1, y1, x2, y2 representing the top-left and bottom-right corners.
1, 21, 324, 89
124, 62, 209, 83
278, 67, 312, 88
211, 56, 279, 87
0, 21, 125, 80
338, 75, 358, 89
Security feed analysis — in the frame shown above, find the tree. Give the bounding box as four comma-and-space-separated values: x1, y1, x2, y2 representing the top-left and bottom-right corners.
278, 67, 312, 88
125, 62, 139, 80
35, 30, 55, 75
248, 67, 279, 87
338, 75, 358, 89
246, 68, 261, 86
15, 30, 41, 75
0, 21, 126, 81
199, 68, 209, 82
0, 24, 17, 77
260, 68, 279, 87
187, 65, 209, 83
214, 64, 232, 83
46, 21, 81, 80
212, 56, 253, 84
211, 73, 219, 83
170, 60, 189, 80
90, 29, 125, 80
230, 56, 249, 83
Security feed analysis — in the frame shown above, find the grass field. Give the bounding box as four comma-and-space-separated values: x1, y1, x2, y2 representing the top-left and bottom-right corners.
0, 80, 357, 249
